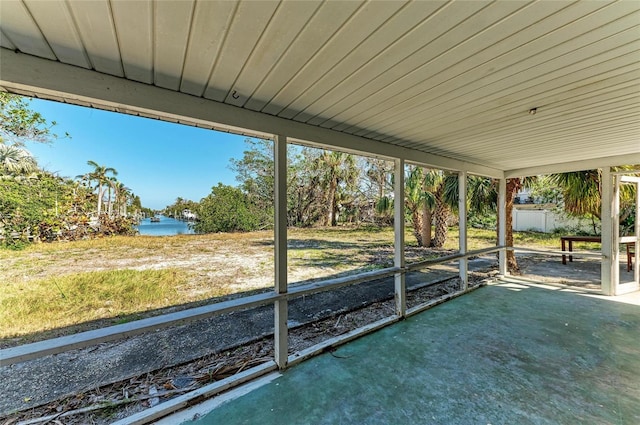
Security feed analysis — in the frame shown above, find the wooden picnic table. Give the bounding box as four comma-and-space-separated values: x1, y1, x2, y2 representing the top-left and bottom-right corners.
561, 236, 635, 271
560, 236, 601, 265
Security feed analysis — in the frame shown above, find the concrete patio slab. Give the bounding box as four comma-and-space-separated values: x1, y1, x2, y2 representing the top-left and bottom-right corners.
518, 253, 635, 291
181, 280, 640, 425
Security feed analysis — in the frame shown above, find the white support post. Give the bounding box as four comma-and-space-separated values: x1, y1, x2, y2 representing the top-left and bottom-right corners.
274, 135, 288, 369
394, 158, 406, 317
498, 177, 507, 276
458, 171, 468, 289
635, 181, 639, 286
618, 176, 639, 291
612, 174, 621, 294
601, 167, 614, 295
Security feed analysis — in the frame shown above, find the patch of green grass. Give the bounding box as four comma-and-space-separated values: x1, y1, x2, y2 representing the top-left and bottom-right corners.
0, 268, 187, 338
513, 231, 565, 248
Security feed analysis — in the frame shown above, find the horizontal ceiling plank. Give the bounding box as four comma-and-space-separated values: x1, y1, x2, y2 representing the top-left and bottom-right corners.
440, 103, 640, 154
393, 41, 640, 144
307, 0, 540, 127
459, 115, 640, 154
0, 49, 503, 179
154, 0, 194, 91
478, 141, 639, 172
180, 0, 236, 96
423, 38, 640, 138
111, 0, 153, 84
0, 0, 55, 59
328, 1, 613, 133
243, 0, 363, 112
415, 67, 640, 144
439, 93, 640, 149
203, 0, 280, 102
292, 0, 455, 124
467, 127, 640, 167
22, 0, 90, 68
66, 0, 123, 76
356, 40, 640, 142
224, 0, 321, 107
263, 0, 407, 118
350, 7, 640, 139
402, 119, 640, 170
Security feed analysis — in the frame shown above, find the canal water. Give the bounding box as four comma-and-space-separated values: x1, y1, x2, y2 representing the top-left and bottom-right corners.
137, 216, 195, 236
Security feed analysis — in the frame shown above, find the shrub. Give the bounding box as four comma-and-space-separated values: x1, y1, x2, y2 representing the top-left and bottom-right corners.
194, 184, 264, 233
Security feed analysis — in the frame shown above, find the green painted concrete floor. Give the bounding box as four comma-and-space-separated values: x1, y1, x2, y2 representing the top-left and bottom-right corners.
185, 281, 640, 425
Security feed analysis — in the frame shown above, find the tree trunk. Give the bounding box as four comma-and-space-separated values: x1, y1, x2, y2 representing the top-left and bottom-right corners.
97, 184, 103, 216
107, 186, 113, 217
505, 178, 521, 273
327, 178, 338, 226
432, 188, 450, 248
420, 203, 432, 248
412, 208, 425, 247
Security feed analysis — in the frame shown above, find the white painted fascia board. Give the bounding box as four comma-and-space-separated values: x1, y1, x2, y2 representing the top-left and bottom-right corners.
0, 49, 503, 178
504, 152, 640, 178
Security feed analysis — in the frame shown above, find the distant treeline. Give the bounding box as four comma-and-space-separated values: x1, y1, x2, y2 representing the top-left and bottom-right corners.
163, 139, 476, 248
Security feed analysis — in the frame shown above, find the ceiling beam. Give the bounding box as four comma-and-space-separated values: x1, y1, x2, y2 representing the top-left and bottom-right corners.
505, 152, 640, 178
0, 49, 503, 178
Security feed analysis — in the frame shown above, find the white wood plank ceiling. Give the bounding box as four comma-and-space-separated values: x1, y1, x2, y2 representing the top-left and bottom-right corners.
1, 0, 639, 173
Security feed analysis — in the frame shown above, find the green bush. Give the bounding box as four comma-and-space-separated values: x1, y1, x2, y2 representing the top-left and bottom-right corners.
194, 183, 264, 233
0, 172, 125, 246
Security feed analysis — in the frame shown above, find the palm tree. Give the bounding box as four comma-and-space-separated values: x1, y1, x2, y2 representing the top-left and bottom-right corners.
548, 171, 601, 221
0, 144, 38, 175
114, 181, 132, 217
106, 176, 124, 217
504, 178, 524, 271
467, 175, 534, 272
317, 151, 359, 226
548, 167, 638, 234
405, 166, 434, 247
432, 172, 459, 248
404, 167, 459, 248
85, 160, 117, 216
366, 158, 394, 224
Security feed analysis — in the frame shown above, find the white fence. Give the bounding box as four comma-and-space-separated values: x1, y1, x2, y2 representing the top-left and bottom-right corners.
512, 206, 593, 234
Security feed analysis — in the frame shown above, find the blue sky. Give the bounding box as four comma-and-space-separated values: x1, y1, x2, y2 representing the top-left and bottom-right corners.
26, 98, 255, 210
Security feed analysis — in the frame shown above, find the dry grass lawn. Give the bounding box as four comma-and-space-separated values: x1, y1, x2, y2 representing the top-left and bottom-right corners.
0, 226, 562, 344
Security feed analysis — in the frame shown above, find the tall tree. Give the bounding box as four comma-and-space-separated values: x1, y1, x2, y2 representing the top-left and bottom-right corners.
404, 167, 458, 248
467, 176, 532, 272
85, 160, 117, 216
112, 181, 131, 217
405, 166, 433, 247
229, 138, 275, 227
504, 178, 522, 271
365, 158, 394, 224
288, 147, 323, 227
0, 93, 68, 147
432, 172, 459, 248
548, 168, 638, 234
316, 151, 359, 226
